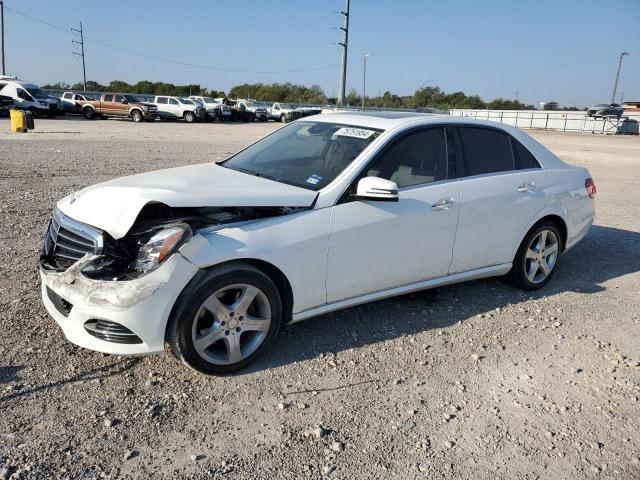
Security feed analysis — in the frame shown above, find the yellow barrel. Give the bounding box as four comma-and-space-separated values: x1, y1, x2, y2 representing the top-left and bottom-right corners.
10, 109, 28, 133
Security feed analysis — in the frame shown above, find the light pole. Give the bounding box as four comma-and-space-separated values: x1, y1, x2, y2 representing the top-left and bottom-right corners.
611, 51, 629, 104
362, 53, 371, 110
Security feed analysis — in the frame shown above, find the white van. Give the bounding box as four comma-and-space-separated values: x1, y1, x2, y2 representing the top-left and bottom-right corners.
0, 76, 63, 117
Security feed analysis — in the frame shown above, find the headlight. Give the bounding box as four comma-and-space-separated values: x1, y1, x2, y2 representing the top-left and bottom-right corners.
134, 223, 191, 274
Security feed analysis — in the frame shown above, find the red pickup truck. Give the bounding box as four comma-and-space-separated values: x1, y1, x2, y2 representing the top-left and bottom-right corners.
77, 93, 158, 122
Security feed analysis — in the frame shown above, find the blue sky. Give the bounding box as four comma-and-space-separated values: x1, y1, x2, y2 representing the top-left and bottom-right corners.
3, 0, 639, 106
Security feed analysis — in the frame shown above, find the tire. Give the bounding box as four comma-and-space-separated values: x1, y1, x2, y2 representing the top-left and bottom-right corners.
167, 262, 283, 375
131, 110, 143, 123
184, 111, 195, 123
83, 107, 96, 120
504, 220, 563, 290
280, 114, 287, 123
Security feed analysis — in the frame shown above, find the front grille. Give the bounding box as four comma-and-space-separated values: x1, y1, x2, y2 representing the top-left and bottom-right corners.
46, 286, 73, 317
42, 209, 103, 270
84, 319, 142, 344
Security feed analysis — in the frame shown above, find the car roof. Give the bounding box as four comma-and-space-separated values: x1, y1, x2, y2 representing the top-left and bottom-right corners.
307, 111, 519, 130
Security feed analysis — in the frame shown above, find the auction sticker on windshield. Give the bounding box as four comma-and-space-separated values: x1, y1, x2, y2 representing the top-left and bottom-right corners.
334, 127, 376, 139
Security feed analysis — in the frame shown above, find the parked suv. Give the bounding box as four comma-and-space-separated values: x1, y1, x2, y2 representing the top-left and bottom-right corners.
0, 76, 63, 117
77, 93, 158, 122
39, 114, 595, 374
154, 96, 205, 123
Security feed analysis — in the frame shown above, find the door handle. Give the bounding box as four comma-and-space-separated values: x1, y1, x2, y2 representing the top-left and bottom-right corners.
518, 182, 537, 193
431, 197, 455, 211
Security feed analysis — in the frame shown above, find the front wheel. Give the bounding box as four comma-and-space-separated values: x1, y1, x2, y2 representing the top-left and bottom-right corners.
83, 107, 96, 120
280, 114, 287, 123
131, 110, 143, 122
167, 263, 282, 374
184, 111, 195, 123
505, 221, 562, 290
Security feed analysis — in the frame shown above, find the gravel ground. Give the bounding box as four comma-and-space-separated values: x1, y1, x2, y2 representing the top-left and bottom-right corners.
0, 118, 639, 480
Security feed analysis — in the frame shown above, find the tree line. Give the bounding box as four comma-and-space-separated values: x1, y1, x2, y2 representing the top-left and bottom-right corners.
42, 80, 225, 98
43, 80, 577, 110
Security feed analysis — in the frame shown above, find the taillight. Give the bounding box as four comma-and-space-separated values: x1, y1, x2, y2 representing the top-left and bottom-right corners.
585, 178, 596, 198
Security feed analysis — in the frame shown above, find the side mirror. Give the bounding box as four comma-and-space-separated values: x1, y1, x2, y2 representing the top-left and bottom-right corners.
355, 177, 399, 202
121, 98, 128, 104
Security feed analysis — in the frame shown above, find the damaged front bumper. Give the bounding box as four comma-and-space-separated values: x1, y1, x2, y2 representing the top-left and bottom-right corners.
40, 253, 199, 355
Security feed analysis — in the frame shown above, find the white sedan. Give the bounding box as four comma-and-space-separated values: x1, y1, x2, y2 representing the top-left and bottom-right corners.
40, 113, 596, 374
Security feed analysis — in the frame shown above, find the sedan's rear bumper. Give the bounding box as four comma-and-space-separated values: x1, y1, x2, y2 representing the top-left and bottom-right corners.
40, 254, 199, 355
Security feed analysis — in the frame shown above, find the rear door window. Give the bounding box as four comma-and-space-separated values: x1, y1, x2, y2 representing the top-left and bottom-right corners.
456, 127, 515, 177
156, 97, 168, 104
511, 138, 541, 169
103, 94, 114, 102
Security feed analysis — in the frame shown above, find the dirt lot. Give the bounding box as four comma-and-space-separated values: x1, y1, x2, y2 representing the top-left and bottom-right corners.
0, 118, 638, 480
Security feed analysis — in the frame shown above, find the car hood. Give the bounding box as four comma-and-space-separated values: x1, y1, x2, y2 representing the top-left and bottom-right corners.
57, 163, 317, 239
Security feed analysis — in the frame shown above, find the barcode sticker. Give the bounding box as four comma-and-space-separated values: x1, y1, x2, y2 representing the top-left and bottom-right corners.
334, 127, 376, 139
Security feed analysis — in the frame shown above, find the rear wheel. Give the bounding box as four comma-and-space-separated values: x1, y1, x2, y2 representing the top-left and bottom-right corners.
167, 263, 282, 374
184, 111, 195, 123
505, 221, 562, 290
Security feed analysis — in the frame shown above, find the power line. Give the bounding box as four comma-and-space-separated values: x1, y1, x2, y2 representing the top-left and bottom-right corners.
370, 57, 619, 72
3, 4, 351, 75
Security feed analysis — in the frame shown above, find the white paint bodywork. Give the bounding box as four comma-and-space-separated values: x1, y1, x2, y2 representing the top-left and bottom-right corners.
41, 113, 595, 355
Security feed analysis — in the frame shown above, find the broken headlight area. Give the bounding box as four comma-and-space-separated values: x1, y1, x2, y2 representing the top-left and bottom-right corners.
81, 223, 192, 280
79, 203, 308, 280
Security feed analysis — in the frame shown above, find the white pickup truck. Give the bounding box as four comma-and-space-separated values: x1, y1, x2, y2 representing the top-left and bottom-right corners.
236, 100, 269, 122
267, 102, 303, 123
60, 91, 91, 113
154, 96, 204, 123
189, 96, 231, 122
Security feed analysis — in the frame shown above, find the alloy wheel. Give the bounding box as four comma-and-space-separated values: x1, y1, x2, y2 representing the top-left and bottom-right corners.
191, 283, 271, 365
524, 229, 559, 284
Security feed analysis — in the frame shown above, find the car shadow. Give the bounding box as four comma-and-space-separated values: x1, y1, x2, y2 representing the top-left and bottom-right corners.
0, 358, 140, 407
245, 225, 640, 373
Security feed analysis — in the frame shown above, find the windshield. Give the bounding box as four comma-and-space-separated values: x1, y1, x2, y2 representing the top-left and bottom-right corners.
123, 94, 141, 102
222, 121, 383, 191
26, 87, 49, 100
180, 98, 195, 105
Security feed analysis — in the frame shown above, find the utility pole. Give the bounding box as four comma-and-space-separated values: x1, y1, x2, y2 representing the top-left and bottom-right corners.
71, 22, 86, 90
611, 51, 629, 104
1, 1, 5, 75
336, 0, 350, 107
362, 53, 371, 110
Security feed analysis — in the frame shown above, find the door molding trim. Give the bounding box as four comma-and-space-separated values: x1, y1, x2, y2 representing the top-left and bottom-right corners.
290, 262, 512, 323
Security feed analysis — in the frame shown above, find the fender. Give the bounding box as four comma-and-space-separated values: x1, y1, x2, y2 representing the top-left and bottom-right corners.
509, 202, 569, 261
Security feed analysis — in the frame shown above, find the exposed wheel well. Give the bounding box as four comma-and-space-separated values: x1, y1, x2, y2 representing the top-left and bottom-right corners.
535, 215, 567, 252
